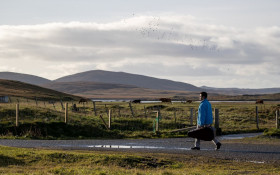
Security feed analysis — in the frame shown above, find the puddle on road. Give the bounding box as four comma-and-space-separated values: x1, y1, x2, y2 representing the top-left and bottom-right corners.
57, 133, 262, 151
58, 144, 211, 150
248, 161, 265, 164
58, 144, 216, 151
89, 145, 166, 149
88, 145, 216, 151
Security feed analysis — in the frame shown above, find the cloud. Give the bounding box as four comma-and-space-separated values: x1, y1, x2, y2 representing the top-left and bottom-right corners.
0, 15, 279, 88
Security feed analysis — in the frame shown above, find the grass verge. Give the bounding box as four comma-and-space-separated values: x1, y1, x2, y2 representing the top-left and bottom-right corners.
263, 128, 280, 137
0, 145, 279, 175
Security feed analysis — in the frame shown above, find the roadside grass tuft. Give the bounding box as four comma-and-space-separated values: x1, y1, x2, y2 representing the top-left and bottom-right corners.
0, 145, 279, 174
263, 128, 280, 137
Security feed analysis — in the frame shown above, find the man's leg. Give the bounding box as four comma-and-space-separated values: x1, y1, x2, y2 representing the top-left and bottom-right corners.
191, 125, 201, 150
211, 126, 221, 150
212, 138, 218, 145
212, 138, 221, 150
195, 138, 200, 147
191, 138, 200, 150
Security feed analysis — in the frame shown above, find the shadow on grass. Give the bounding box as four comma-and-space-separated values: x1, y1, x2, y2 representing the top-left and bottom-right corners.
0, 122, 124, 139
0, 155, 25, 167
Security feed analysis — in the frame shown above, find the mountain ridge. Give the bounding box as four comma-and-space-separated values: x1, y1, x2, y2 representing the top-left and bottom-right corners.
43, 81, 198, 100
0, 78, 279, 101
0, 70, 279, 96
54, 70, 201, 91
0, 72, 51, 85
201, 86, 280, 95
0, 79, 80, 101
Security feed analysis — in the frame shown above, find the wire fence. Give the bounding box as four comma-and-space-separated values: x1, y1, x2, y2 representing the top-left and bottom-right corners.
0, 99, 279, 134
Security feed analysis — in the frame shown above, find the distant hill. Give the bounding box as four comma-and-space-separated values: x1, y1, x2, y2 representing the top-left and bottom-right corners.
0, 79, 81, 101
42, 81, 280, 100
208, 93, 280, 101
54, 70, 201, 91
201, 86, 280, 95
1, 70, 279, 99
42, 81, 198, 99
43, 81, 140, 93
0, 72, 51, 85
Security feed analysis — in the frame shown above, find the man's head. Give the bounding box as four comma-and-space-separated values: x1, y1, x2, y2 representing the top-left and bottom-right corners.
200, 92, 208, 101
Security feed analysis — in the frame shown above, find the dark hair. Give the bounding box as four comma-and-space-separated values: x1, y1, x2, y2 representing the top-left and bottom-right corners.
200, 92, 208, 98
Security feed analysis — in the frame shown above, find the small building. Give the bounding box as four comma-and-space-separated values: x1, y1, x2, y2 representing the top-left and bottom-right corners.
0, 96, 9, 103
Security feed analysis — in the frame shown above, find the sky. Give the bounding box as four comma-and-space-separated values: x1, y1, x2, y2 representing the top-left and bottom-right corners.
0, 0, 279, 88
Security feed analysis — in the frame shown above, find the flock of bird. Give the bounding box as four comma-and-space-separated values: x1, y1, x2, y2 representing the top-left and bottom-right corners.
121, 14, 220, 53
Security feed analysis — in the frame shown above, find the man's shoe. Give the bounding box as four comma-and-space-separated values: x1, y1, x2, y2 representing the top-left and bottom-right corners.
191, 146, 200, 150
216, 142, 222, 150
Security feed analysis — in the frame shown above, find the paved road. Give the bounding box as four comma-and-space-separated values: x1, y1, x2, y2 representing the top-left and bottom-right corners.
1, 133, 279, 163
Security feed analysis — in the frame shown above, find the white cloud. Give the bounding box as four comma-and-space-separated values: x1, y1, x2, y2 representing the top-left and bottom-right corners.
0, 66, 18, 72
0, 15, 279, 88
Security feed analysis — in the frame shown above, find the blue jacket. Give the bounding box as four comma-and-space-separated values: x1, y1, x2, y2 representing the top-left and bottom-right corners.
197, 99, 213, 126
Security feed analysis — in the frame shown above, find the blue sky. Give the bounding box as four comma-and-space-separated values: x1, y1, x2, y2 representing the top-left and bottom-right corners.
0, 0, 279, 88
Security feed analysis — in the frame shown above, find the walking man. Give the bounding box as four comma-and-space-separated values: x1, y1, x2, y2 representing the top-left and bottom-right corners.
191, 92, 222, 150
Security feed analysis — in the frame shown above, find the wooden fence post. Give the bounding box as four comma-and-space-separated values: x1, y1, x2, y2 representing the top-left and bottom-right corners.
174, 108, 177, 124
214, 108, 222, 135
129, 102, 135, 117
16, 103, 19, 127
157, 106, 161, 118
118, 106, 121, 117
93, 101, 97, 116
83, 102, 86, 116
190, 108, 193, 125
144, 106, 147, 118
156, 111, 159, 132
53, 103, 56, 111
276, 109, 279, 129
256, 106, 259, 130
108, 109, 111, 129
65, 103, 68, 124
214, 108, 219, 129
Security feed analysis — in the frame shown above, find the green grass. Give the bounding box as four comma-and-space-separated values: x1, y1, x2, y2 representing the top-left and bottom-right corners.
0, 145, 279, 175
0, 100, 279, 139
223, 134, 280, 145
263, 128, 280, 137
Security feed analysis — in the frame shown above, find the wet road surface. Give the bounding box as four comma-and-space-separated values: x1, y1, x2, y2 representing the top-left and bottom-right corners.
1, 133, 279, 163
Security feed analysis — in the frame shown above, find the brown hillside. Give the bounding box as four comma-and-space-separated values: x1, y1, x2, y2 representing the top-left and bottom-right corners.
0, 72, 51, 85
54, 70, 202, 91
0, 79, 81, 101
43, 81, 199, 100
43, 81, 280, 101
